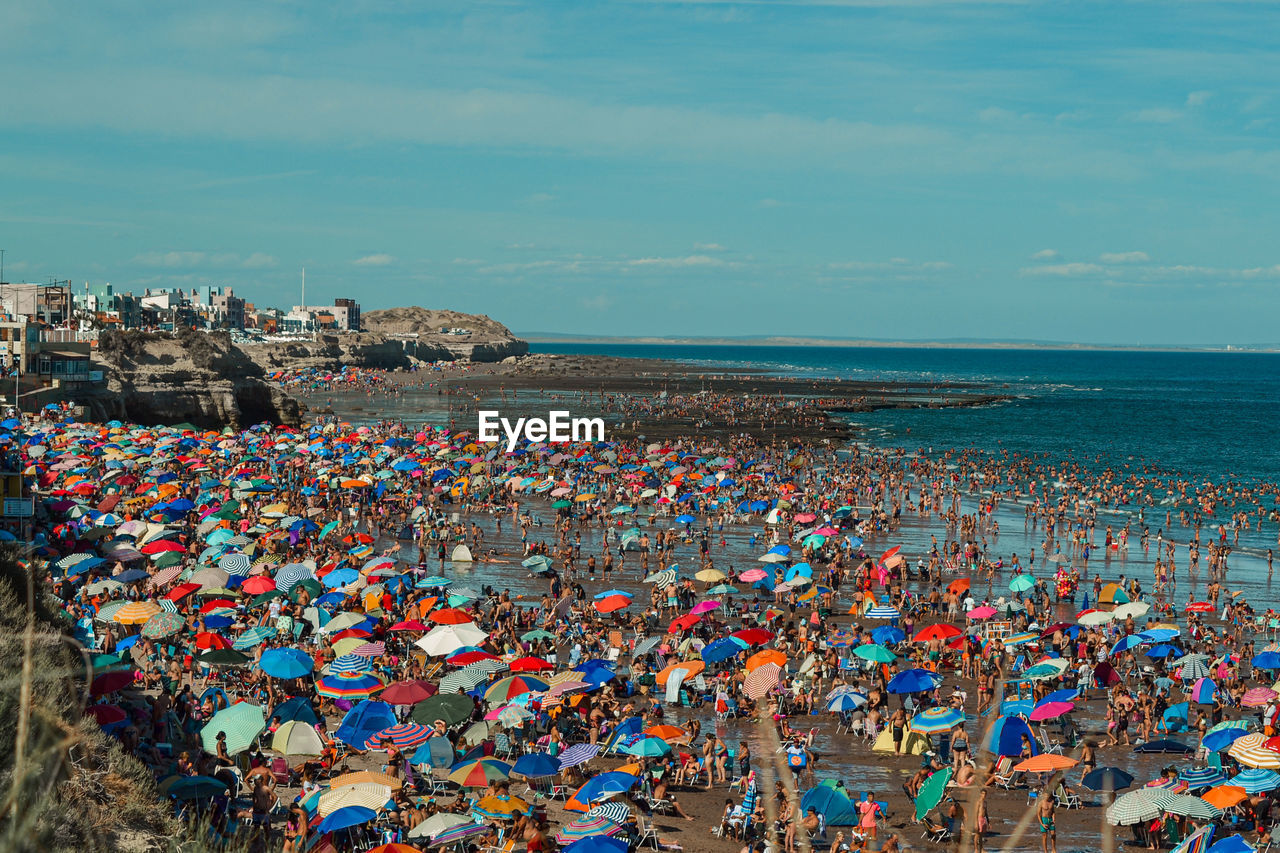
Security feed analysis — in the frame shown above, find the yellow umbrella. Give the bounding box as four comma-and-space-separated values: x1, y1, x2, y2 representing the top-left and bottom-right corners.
695, 569, 726, 583
113, 601, 162, 625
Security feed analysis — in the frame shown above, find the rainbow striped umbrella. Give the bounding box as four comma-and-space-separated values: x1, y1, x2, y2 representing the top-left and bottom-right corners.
448, 758, 512, 788
316, 671, 384, 699
364, 722, 434, 750
484, 675, 549, 705
554, 816, 625, 844
426, 823, 488, 846
911, 707, 965, 734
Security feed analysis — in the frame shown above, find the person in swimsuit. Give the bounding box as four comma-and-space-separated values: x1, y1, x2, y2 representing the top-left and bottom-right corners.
1037, 792, 1057, 853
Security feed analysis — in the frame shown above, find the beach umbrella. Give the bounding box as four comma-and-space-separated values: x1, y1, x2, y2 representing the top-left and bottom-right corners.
1180, 654, 1212, 680
644, 569, 677, 586
317, 806, 377, 834
1229, 735, 1280, 770
1134, 738, 1193, 754
484, 675, 549, 705
1243, 688, 1278, 707
380, 680, 437, 705
1106, 788, 1177, 825
365, 722, 433, 750
1202, 786, 1249, 809
1082, 767, 1134, 792
826, 692, 867, 713
329, 653, 372, 674
871, 626, 905, 645
407, 813, 473, 841
1252, 652, 1280, 671
141, 611, 185, 638
233, 626, 275, 649
554, 817, 625, 845
511, 752, 560, 779
472, 793, 532, 820
316, 671, 383, 700
1024, 659, 1070, 681
560, 836, 627, 853
200, 701, 266, 756
271, 720, 326, 756
160, 775, 231, 801
260, 647, 314, 679
1014, 754, 1077, 773
1202, 728, 1250, 754
911, 707, 964, 734
1233, 769, 1280, 794
702, 637, 747, 664
1207, 836, 1254, 853
113, 600, 162, 625
1179, 768, 1227, 790
865, 605, 900, 620
914, 767, 953, 820
1029, 701, 1075, 722
853, 644, 896, 664
416, 623, 488, 656
439, 665, 496, 696
887, 669, 942, 694
557, 743, 601, 769
744, 662, 782, 699
1009, 574, 1036, 593
412, 693, 475, 727
1191, 678, 1218, 704
622, 736, 672, 758
565, 771, 639, 812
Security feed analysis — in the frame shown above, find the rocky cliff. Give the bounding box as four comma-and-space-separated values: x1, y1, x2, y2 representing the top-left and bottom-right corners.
71, 330, 304, 428
361, 306, 528, 361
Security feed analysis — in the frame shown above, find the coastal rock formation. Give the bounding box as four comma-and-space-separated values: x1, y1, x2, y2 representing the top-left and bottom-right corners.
73, 329, 303, 428
361, 306, 528, 362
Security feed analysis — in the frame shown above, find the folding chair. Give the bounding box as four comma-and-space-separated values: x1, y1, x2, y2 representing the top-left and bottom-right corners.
636, 816, 661, 849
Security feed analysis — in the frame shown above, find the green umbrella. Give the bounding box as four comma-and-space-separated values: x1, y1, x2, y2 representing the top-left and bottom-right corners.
89, 652, 128, 671
521, 629, 555, 643
1009, 575, 1036, 593
412, 693, 475, 727
200, 701, 266, 756
289, 578, 323, 601
141, 611, 186, 638
252, 589, 286, 607
915, 767, 953, 820
551, 500, 572, 509
153, 552, 184, 569
853, 644, 896, 664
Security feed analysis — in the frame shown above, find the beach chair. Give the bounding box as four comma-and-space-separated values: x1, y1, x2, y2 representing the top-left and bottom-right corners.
1037, 727, 1064, 755
524, 776, 568, 801
636, 816, 661, 849
1054, 783, 1082, 810
921, 820, 954, 843
270, 756, 292, 786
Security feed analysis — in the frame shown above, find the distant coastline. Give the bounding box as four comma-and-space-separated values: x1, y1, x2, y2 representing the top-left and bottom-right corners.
521, 332, 1280, 353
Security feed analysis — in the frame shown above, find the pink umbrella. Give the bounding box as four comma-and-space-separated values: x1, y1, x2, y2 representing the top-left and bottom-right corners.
967, 605, 997, 619
815, 527, 839, 535
795, 513, 817, 523
690, 601, 720, 615
551, 487, 571, 496
1028, 701, 1075, 721
739, 569, 768, 583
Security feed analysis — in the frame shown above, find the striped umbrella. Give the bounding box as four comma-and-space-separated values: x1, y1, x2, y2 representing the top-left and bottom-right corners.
484, 675, 549, 705
827, 692, 867, 712
1229, 734, 1280, 770
363, 723, 434, 750
586, 802, 633, 825
141, 611, 185, 638
1233, 768, 1280, 794
199, 701, 266, 756
1106, 788, 1177, 825
1180, 654, 1212, 680
1178, 768, 1227, 790
557, 743, 601, 768
274, 564, 315, 592
448, 758, 512, 787
57, 553, 97, 570
865, 606, 899, 620
316, 671, 383, 699
218, 553, 252, 574
1161, 795, 1221, 820
1243, 688, 1278, 707
554, 816, 625, 844
232, 626, 274, 649
744, 661, 783, 699
158, 599, 179, 614
440, 663, 501, 695
149, 566, 183, 587
427, 823, 488, 846
329, 654, 372, 674
911, 707, 965, 734
318, 782, 392, 817
1005, 632, 1041, 646
644, 569, 678, 586
113, 600, 162, 625
352, 641, 386, 658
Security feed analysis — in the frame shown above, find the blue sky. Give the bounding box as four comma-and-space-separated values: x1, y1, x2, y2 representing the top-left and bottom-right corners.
3, 1, 1280, 345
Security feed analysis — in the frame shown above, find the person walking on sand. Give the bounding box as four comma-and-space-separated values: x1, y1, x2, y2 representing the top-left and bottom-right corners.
1037, 790, 1057, 853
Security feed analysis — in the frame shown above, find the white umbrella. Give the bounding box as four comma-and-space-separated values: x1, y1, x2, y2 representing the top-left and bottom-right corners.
416, 623, 489, 656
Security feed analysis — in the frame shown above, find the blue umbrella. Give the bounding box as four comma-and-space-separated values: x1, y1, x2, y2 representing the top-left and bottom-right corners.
1040, 689, 1079, 704
571, 771, 639, 806
703, 637, 747, 664
887, 669, 942, 694
871, 626, 904, 645
1111, 635, 1145, 656
512, 752, 560, 778
1081, 766, 1133, 792
270, 696, 320, 726
1253, 652, 1280, 670
1137, 628, 1180, 643
563, 837, 627, 853
410, 736, 455, 769
317, 806, 377, 833
336, 700, 396, 746
1234, 768, 1280, 794
260, 648, 314, 679
1134, 739, 1192, 754
674, 514, 696, 524
1179, 768, 1227, 789
826, 692, 867, 712
329, 654, 371, 674
1203, 727, 1250, 752
323, 568, 360, 588
1209, 835, 1256, 853
1147, 644, 1184, 659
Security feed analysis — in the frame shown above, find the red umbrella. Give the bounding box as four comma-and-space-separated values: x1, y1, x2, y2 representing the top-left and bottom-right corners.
380, 680, 438, 705
668, 614, 701, 633
914, 624, 962, 642
241, 576, 276, 595
165, 582, 200, 601
90, 670, 135, 696
199, 599, 236, 613
732, 628, 773, 646
879, 546, 901, 564
85, 704, 127, 725
509, 656, 554, 673
595, 595, 630, 614
389, 620, 428, 632
448, 650, 498, 666
331, 628, 373, 641
1185, 601, 1214, 613
141, 540, 185, 554
195, 632, 231, 650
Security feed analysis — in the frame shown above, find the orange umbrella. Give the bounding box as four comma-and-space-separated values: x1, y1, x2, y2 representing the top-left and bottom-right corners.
1203, 785, 1248, 809
655, 660, 705, 686
645, 725, 691, 743
1013, 754, 1078, 773
745, 649, 787, 672
948, 578, 971, 595
428, 608, 474, 625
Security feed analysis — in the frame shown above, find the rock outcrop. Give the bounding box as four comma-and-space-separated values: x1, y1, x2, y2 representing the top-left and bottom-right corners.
361, 307, 528, 362
71, 330, 303, 428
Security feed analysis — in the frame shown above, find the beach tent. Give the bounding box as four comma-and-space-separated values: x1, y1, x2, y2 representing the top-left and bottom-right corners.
451, 544, 473, 563
983, 715, 1039, 757
872, 727, 929, 755
801, 786, 859, 826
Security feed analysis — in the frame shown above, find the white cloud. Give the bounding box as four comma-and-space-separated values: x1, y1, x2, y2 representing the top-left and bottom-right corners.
1030, 249, 1059, 260
134, 251, 207, 268
1019, 263, 1105, 277
827, 258, 950, 272
1132, 108, 1182, 124
354, 253, 396, 266
694, 242, 727, 251
1186, 91, 1212, 107
627, 255, 728, 268
132, 250, 275, 269
242, 252, 277, 268
1099, 251, 1149, 264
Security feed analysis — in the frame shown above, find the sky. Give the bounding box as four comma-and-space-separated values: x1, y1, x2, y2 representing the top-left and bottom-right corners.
3, 1, 1280, 346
